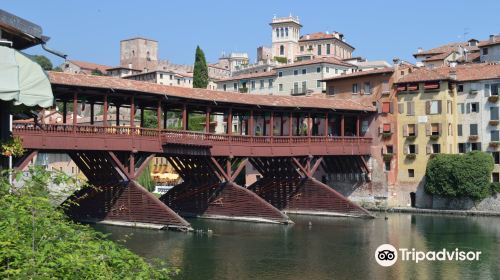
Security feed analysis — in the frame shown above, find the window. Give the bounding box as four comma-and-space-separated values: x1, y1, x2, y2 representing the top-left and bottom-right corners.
492, 84, 500, 96
317, 80, 321, 88
302, 69, 306, 75
268, 79, 273, 88
470, 124, 478, 136
408, 169, 415, 178
483, 48, 489, 55
457, 124, 463, 136
276, 28, 279, 38
427, 100, 441, 114
223, 84, 227, 91
384, 161, 391, 171
302, 81, 307, 92
493, 173, 500, 182
431, 123, 440, 136
381, 102, 391, 113
278, 71, 283, 77
408, 124, 417, 136
280, 45, 284, 55
233, 83, 237, 90
491, 107, 499, 120
160, 73, 163, 79
458, 84, 464, 92
364, 82, 371, 94
447, 101, 453, 114
177, 79, 181, 85
294, 70, 298, 76
352, 83, 358, 94
260, 80, 264, 89
492, 130, 499, 141
285, 27, 288, 37
326, 44, 331, 55
383, 123, 391, 133
458, 103, 465, 114
493, 152, 500, 164
406, 102, 415, 115
316, 67, 321, 73
430, 144, 440, 154
279, 84, 283, 91
251, 81, 256, 90
318, 45, 322, 55
458, 143, 466, 153
408, 144, 417, 154
294, 82, 299, 94
335, 68, 339, 74
300, 46, 304, 52
471, 142, 481, 151
470, 102, 479, 113
386, 145, 394, 154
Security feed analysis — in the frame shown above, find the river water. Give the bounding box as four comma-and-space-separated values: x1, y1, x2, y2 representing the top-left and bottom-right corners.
93, 213, 500, 280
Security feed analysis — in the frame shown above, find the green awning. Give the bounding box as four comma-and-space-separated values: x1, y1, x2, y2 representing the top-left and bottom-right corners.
0, 45, 53, 107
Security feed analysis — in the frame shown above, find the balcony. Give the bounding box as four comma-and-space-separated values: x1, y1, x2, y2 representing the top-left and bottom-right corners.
239, 87, 249, 93
383, 153, 393, 162
488, 95, 499, 103
406, 153, 416, 160
489, 120, 499, 126
489, 141, 500, 149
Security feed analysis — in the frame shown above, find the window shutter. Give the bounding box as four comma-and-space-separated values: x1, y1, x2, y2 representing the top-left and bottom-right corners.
466, 103, 471, 114
415, 144, 419, 154
377, 102, 381, 113
379, 125, 383, 134
398, 103, 404, 114
414, 124, 419, 136
485, 84, 491, 97
410, 102, 415, 115
403, 144, 408, 155
403, 124, 408, 137
438, 123, 442, 135
426, 144, 431, 154
425, 101, 430, 114
389, 102, 394, 114
390, 123, 395, 133
437, 100, 442, 114
426, 123, 431, 136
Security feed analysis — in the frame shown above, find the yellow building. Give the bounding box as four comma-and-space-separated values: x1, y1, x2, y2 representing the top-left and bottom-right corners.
394, 67, 458, 206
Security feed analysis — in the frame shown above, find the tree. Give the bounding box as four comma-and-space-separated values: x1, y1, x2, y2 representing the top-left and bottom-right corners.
425, 151, 495, 200
193, 46, 209, 88
0, 167, 175, 279
31, 55, 53, 71
91, 69, 104, 76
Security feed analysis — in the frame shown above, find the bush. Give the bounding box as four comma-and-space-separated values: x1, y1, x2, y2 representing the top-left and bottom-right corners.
425, 151, 494, 200
0, 167, 174, 279
491, 182, 500, 194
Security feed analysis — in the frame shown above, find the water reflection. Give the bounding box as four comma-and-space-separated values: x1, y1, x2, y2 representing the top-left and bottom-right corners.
93, 213, 500, 280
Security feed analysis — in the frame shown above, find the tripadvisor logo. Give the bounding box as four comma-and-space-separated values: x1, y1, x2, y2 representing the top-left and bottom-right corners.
375, 244, 481, 267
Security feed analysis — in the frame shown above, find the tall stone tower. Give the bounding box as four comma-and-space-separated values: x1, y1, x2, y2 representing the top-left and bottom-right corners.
270, 15, 301, 62
120, 37, 158, 72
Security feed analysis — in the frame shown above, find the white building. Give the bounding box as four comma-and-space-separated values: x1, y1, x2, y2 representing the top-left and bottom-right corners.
479, 35, 500, 62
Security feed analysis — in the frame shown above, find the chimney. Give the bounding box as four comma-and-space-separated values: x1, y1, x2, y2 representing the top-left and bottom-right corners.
490, 35, 496, 42
392, 57, 400, 65
417, 47, 423, 53
449, 69, 457, 80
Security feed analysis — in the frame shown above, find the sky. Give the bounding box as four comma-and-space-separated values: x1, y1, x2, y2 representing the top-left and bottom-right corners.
3, 0, 500, 68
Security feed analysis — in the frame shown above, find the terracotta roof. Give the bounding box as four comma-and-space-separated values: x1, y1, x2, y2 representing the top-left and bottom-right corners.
106, 66, 141, 71
275, 57, 354, 69
422, 52, 455, 62
67, 60, 112, 73
299, 32, 354, 49
209, 64, 229, 71
396, 63, 500, 84
478, 35, 500, 47
322, 67, 394, 82
218, 70, 277, 82
414, 42, 479, 58
120, 37, 158, 42
48, 71, 374, 112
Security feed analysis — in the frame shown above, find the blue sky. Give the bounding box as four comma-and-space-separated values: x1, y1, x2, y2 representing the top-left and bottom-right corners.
3, 0, 500, 68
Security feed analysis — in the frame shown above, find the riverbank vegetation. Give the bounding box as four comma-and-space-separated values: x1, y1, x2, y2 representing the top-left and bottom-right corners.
425, 151, 497, 200
0, 167, 174, 279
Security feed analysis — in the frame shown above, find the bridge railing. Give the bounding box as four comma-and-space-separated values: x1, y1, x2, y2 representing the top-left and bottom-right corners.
161, 129, 372, 145
12, 122, 161, 137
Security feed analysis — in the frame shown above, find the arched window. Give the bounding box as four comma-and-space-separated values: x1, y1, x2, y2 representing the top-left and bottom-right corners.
285, 27, 288, 37
132, 50, 135, 56
280, 28, 284, 37
146, 51, 150, 61
280, 45, 285, 56
276, 28, 279, 38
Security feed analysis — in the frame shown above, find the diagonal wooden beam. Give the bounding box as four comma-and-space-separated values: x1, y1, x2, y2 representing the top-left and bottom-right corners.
13, 150, 38, 171
310, 157, 323, 177
210, 157, 231, 182
230, 158, 248, 182
108, 151, 131, 180
291, 157, 308, 178
133, 153, 155, 179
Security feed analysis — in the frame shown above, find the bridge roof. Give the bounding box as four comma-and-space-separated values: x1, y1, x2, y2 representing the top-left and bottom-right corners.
48, 72, 374, 112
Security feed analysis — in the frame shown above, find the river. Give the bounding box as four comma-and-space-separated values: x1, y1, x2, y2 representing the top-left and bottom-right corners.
93, 213, 500, 280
